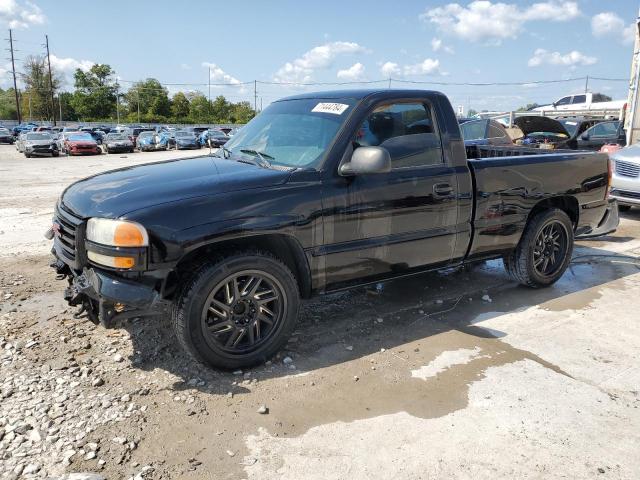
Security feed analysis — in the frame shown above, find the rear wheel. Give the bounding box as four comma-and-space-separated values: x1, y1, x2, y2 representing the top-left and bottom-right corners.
172, 252, 300, 370
503, 208, 573, 288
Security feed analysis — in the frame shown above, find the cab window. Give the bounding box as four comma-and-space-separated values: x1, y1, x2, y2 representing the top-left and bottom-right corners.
354, 102, 443, 169
556, 96, 571, 106
572, 95, 587, 104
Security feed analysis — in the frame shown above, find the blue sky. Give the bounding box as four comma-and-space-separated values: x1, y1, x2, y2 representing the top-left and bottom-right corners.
0, 0, 637, 112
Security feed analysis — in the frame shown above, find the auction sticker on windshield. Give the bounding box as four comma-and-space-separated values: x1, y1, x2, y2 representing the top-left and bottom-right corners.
312, 103, 350, 115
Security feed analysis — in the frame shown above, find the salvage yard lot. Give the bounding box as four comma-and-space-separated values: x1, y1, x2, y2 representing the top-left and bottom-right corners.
1, 143, 640, 479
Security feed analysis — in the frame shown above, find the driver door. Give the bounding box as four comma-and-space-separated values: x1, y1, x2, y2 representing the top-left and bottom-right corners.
319, 100, 459, 290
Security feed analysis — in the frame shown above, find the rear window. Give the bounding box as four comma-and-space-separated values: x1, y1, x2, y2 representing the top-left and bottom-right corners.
460, 120, 487, 140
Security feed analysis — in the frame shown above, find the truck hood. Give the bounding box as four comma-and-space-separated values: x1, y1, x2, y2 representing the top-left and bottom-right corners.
513, 116, 570, 136
61, 156, 291, 219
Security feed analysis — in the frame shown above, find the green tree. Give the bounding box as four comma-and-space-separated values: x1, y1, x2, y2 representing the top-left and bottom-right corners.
187, 93, 211, 122
124, 78, 170, 122
58, 91, 78, 122
0, 88, 18, 120
516, 103, 539, 112
467, 108, 478, 117
20, 55, 61, 121
171, 92, 190, 119
70, 64, 117, 120
229, 101, 255, 123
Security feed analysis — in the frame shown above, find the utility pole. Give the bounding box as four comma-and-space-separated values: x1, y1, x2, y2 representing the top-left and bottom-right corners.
45, 35, 56, 125
137, 90, 140, 123
388, 77, 391, 89
208, 67, 211, 119
584, 75, 589, 94
254, 80, 257, 113
59, 94, 62, 123
8, 29, 21, 124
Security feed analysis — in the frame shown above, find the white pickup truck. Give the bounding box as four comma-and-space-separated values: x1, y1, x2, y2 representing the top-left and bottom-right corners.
532, 93, 625, 113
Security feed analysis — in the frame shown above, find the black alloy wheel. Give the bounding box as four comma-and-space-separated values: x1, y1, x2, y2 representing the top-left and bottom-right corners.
532, 220, 568, 278
201, 271, 285, 355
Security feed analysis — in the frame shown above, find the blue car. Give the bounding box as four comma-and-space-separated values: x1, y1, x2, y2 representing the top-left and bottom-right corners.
12, 122, 38, 136
174, 130, 200, 150
136, 131, 167, 152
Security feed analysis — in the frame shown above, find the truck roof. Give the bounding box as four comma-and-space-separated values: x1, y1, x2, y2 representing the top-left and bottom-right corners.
277, 89, 442, 102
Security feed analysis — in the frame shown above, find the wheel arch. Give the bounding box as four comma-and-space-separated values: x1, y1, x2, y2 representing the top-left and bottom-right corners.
165, 233, 312, 300
527, 195, 579, 230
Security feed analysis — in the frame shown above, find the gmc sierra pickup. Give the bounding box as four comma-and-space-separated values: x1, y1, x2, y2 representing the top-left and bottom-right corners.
48, 89, 619, 369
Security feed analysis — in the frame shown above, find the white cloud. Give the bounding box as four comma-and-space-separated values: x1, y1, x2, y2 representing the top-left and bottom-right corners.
421, 1, 580, 44
336, 62, 366, 81
202, 62, 242, 85
50, 54, 93, 73
431, 37, 454, 54
591, 12, 635, 46
527, 49, 597, 68
0, 0, 45, 29
380, 61, 401, 78
380, 58, 443, 78
274, 41, 366, 83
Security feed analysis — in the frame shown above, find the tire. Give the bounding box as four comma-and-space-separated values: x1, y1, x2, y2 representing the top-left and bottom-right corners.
172, 251, 300, 370
618, 205, 632, 212
503, 208, 574, 288
52, 151, 59, 157
24, 153, 31, 158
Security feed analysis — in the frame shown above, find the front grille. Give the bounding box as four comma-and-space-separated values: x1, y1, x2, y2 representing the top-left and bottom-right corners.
612, 189, 640, 200
615, 160, 640, 178
53, 205, 84, 268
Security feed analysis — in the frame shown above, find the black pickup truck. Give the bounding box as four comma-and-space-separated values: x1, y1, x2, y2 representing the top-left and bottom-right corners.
48, 90, 618, 369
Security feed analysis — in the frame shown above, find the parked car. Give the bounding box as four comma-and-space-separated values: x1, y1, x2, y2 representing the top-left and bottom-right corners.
577, 121, 626, 150
459, 119, 513, 147
63, 132, 101, 156
514, 116, 599, 149
56, 132, 78, 152
199, 129, 229, 147
104, 133, 135, 154
532, 93, 625, 114
12, 122, 38, 136
15, 132, 28, 152
22, 132, 59, 158
0, 127, 15, 144
130, 127, 154, 147
49, 89, 617, 370
136, 131, 167, 151
35, 126, 52, 132
174, 130, 200, 150
609, 144, 640, 211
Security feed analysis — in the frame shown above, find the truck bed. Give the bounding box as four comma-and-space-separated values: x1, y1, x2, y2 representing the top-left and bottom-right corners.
465, 147, 610, 259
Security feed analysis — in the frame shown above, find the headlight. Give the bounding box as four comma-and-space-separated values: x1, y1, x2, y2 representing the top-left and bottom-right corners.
86, 218, 148, 247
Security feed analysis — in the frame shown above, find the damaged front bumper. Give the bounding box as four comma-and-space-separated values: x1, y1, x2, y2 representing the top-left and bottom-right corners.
52, 260, 170, 328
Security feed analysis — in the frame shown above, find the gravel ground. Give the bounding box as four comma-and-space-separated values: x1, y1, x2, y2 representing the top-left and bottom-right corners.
1, 145, 640, 479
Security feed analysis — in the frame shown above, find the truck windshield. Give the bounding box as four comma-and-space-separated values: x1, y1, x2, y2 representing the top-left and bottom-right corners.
223, 98, 356, 169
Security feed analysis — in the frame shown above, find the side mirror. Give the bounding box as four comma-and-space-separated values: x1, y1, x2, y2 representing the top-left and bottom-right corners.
339, 146, 392, 176
581, 133, 590, 141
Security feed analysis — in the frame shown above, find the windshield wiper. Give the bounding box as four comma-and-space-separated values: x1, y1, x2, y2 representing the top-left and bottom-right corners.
239, 149, 274, 168
220, 145, 232, 159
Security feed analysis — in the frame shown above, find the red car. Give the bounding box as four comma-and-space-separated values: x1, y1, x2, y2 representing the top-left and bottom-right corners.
64, 132, 101, 156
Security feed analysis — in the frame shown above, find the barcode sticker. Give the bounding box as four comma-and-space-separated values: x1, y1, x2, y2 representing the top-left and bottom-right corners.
312, 103, 350, 115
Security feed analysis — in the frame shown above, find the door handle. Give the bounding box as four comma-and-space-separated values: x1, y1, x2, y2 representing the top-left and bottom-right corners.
433, 183, 454, 196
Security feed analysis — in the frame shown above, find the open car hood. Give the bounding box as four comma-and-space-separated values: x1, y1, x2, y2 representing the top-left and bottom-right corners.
513, 116, 570, 136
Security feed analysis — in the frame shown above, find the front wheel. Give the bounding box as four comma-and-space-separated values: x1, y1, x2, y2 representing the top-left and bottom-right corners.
503, 208, 574, 288
618, 205, 632, 212
172, 252, 300, 370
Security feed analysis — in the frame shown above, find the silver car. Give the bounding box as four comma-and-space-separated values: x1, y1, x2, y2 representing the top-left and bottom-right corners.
610, 144, 640, 211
